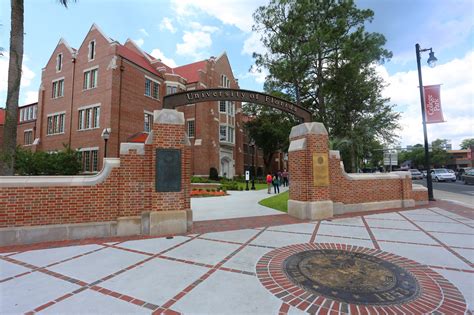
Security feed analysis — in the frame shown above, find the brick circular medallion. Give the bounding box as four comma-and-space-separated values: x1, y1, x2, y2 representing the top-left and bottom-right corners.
256, 243, 467, 313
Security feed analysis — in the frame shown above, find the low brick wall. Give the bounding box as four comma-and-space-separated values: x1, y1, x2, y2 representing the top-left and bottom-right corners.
0, 109, 191, 246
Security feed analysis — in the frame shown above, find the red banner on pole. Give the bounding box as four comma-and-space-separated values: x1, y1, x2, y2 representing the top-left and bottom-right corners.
424, 84, 445, 124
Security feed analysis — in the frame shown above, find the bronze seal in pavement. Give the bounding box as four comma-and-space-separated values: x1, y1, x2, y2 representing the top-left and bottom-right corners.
283, 249, 420, 305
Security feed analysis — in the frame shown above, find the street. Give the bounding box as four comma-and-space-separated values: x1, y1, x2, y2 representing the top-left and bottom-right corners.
414, 178, 474, 208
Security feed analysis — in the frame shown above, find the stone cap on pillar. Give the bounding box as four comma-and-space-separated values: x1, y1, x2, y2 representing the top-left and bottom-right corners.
290, 122, 327, 139
154, 109, 185, 125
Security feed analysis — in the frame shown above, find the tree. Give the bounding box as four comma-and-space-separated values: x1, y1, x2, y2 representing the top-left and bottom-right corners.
460, 138, 474, 150
1, 0, 73, 176
15, 144, 81, 175
243, 102, 299, 173
252, 0, 399, 172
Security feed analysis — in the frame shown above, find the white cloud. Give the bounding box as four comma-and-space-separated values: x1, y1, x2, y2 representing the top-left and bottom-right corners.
377, 51, 474, 149
242, 32, 266, 56
139, 28, 149, 37
23, 90, 38, 104
133, 38, 144, 47
189, 21, 219, 34
176, 31, 212, 60
150, 48, 177, 68
238, 65, 267, 84
0, 53, 35, 93
159, 17, 177, 34
171, 0, 266, 32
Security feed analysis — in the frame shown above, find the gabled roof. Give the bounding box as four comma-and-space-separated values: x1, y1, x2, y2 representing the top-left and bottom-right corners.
117, 45, 163, 78
173, 60, 208, 83
0, 108, 5, 125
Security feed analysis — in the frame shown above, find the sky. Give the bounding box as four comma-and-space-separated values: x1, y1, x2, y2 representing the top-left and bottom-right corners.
0, 0, 473, 149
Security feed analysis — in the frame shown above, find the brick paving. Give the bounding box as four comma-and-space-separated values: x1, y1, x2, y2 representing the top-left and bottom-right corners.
1, 203, 473, 314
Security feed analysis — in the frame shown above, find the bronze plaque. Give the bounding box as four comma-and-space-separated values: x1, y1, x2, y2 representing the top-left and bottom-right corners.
313, 153, 329, 186
283, 249, 420, 305
156, 149, 181, 192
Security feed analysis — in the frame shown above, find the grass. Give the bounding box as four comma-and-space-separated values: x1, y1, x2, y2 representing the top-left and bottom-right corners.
258, 191, 289, 213
235, 182, 268, 191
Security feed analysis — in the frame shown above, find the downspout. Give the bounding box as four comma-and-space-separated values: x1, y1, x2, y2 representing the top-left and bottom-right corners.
68, 56, 76, 146
117, 57, 124, 156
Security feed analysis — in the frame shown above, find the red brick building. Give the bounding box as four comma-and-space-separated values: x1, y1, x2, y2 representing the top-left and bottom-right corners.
21, 24, 250, 177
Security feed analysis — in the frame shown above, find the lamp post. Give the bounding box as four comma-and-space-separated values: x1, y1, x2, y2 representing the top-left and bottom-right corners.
101, 128, 110, 158
249, 139, 256, 190
416, 43, 437, 201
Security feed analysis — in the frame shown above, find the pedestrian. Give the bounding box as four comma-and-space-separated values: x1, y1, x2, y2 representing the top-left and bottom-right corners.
266, 172, 273, 194
282, 169, 289, 187
272, 173, 280, 194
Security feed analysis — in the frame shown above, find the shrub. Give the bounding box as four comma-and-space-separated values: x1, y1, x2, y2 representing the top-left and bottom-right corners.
15, 144, 81, 175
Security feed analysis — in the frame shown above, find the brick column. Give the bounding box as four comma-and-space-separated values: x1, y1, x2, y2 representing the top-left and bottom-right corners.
288, 123, 333, 220
143, 109, 192, 236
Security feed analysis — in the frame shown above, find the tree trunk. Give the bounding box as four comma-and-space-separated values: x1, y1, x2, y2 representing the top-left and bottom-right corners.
263, 152, 274, 175
0, 0, 24, 175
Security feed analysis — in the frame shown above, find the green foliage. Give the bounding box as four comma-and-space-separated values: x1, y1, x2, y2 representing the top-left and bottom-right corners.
15, 144, 82, 175
220, 181, 240, 191
398, 140, 449, 169
460, 138, 474, 150
259, 191, 289, 213
191, 176, 219, 183
252, 0, 399, 172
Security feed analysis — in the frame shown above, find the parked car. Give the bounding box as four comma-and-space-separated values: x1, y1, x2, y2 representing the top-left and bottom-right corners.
457, 167, 472, 180
409, 169, 423, 180
462, 169, 474, 185
431, 168, 457, 182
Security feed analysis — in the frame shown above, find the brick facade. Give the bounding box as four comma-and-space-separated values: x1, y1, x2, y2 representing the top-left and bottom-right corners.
15, 24, 245, 178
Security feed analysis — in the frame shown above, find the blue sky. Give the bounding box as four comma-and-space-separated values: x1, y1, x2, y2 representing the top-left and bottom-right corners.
0, 0, 473, 149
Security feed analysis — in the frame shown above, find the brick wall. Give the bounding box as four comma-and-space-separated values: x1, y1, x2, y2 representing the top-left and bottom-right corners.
0, 110, 190, 229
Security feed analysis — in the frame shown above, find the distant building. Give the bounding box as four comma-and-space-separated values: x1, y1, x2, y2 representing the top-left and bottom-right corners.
446, 148, 473, 170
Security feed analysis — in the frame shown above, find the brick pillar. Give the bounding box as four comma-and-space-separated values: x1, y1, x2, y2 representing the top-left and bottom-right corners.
143, 109, 192, 236
288, 123, 333, 220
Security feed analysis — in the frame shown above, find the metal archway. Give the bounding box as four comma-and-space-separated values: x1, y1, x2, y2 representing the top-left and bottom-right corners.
163, 88, 312, 122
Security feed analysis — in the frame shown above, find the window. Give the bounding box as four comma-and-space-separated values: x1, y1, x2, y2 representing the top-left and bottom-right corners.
144, 112, 153, 132
220, 74, 230, 88
78, 105, 100, 130
219, 124, 234, 143
83, 68, 98, 90
79, 148, 99, 173
24, 130, 33, 145
56, 53, 63, 71
219, 100, 226, 113
166, 85, 177, 95
145, 77, 160, 99
187, 120, 195, 138
219, 125, 227, 141
227, 101, 234, 116
88, 40, 96, 61
52, 79, 64, 98
47, 112, 65, 135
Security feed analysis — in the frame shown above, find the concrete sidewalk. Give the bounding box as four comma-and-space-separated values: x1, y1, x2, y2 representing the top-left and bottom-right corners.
1, 202, 472, 314
191, 186, 288, 221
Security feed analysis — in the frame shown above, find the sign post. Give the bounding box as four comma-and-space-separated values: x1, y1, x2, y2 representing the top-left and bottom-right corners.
245, 170, 250, 191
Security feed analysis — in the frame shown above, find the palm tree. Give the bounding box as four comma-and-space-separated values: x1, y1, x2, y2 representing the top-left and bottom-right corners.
1, 0, 74, 175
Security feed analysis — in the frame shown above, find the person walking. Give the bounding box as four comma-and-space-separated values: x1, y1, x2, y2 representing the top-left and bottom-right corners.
282, 169, 289, 187
266, 172, 273, 194
272, 173, 280, 194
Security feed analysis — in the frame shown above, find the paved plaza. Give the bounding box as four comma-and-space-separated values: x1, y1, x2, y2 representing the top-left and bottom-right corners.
1, 191, 473, 314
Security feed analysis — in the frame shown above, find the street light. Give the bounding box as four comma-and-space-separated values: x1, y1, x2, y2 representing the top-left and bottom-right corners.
415, 43, 437, 201
249, 139, 256, 190
101, 128, 110, 158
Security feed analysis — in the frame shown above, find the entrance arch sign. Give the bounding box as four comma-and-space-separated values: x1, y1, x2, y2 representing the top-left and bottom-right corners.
163, 88, 312, 122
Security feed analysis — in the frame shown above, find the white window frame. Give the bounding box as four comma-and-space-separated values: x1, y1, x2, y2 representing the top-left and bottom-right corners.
52, 77, 65, 99
144, 76, 160, 100
88, 40, 96, 61
78, 104, 101, 131
78, 147, 99, 173
23, 129, 33, 145
187, 119, 195, 138
144, 110, 154, 132
83, 66, 98, 90
46, 111, 66, 135
56, 53, 63, 72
